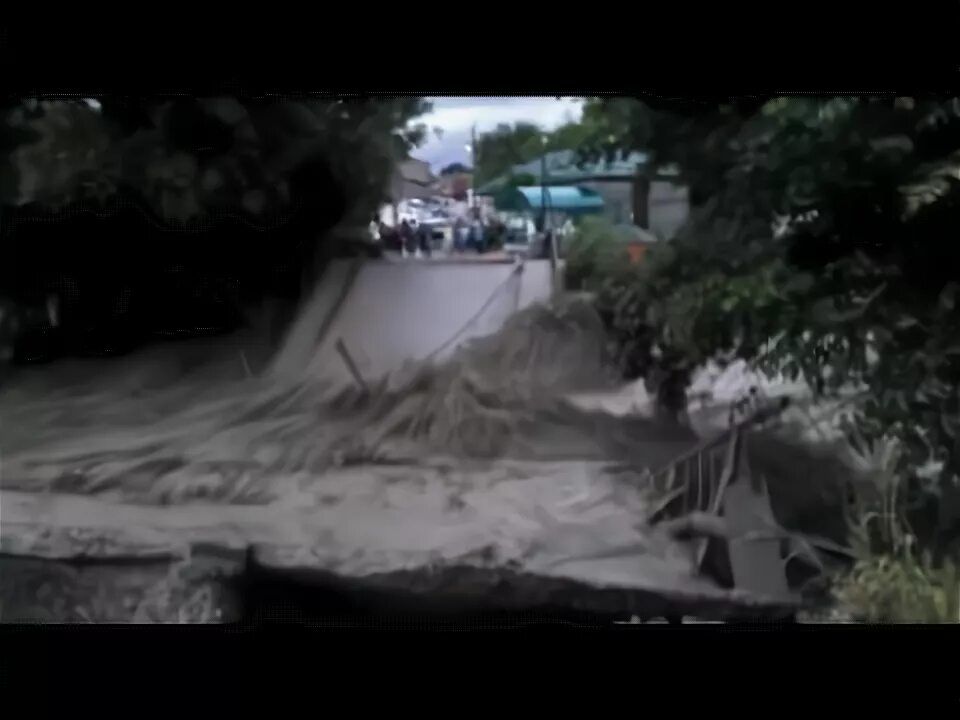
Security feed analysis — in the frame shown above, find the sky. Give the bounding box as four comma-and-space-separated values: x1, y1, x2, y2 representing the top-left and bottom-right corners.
414, 97, 584, 172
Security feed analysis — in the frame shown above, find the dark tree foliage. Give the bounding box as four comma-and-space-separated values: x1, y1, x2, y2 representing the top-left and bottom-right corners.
578, 95, 960, 540
0, 97, 430, 359
474, 122, 545, 186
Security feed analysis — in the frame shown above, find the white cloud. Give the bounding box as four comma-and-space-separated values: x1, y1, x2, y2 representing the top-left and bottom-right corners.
414, 97, 584, 171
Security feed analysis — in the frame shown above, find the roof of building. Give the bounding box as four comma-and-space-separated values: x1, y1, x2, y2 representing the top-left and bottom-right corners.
511, 150, 649, 180
398, 157, 436, 186
493, 185, 605, 215
477, 150, 650, 195
388, 157, 438, 201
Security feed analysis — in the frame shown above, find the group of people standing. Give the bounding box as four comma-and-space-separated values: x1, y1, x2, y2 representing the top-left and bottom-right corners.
452, 216, 492, 254
369, 212, 508, 257
398, 218, 433, 258
370, 216, 433, 257
368, 210, 562, 261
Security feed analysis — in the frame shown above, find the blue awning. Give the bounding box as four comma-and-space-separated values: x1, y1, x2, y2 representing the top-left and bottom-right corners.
494, 185, 605, 215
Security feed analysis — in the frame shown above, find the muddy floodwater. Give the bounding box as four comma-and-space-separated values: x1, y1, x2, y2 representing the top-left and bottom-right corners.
0, 260, 811, 623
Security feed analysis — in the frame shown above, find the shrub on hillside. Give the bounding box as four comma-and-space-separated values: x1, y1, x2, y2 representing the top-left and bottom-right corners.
563, 217, 630, 292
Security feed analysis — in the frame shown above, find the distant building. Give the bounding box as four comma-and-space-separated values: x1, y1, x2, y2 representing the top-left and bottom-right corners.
378, 157, 440, 227
388, 157, 437, 202
436, 169, 473, 202
477, 150, 689, 240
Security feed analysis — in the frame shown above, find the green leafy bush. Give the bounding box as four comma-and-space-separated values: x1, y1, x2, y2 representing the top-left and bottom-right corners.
1, 97, 430, 226
835, 547, 959, 623
576, 96, 960, 543
824, 426, 959, 621
563, 217, 630, 292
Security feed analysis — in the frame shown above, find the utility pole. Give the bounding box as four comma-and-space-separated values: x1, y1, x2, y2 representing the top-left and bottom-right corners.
469, 124, 478, 214
540, 151, 548, 232
633, 164, 651, 230
539, 135, 559, 293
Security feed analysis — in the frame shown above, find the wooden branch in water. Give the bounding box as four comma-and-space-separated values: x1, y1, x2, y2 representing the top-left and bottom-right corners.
334, 338, 368, 392
694, 426, 742, 571
661, 512, 730, 541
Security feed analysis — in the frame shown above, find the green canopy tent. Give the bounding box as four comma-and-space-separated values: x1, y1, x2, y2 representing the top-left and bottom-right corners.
492, 185, 605, 217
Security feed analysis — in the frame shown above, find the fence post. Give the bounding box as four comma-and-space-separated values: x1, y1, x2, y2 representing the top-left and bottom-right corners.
721, 431, 792, 601
334, 337, 368, 393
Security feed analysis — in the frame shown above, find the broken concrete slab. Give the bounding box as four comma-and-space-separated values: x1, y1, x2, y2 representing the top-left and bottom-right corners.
0, 454, 801, 622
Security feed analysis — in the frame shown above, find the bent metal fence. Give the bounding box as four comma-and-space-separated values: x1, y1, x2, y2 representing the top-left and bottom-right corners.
645, 398, 792, 586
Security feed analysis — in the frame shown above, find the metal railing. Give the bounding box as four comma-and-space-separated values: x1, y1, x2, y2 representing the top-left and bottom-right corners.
645, 398, 790, 572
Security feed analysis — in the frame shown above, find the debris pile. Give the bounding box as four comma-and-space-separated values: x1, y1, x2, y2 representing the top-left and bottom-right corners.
2, 294, 618, 504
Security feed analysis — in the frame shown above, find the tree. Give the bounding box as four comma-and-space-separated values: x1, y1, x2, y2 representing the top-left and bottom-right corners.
473, 104, 629, 188
474, 122, 545, 186
1, 97, 431, 227
0, 97, 431, 359
440, 162, 471, 176
506, 172, 537, 188
545, 120, 590, 154
584, 94, 960, 544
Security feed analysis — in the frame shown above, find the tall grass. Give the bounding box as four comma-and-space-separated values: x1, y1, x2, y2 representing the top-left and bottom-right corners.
833, 431, 960, 623
563, 218, 631, 293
